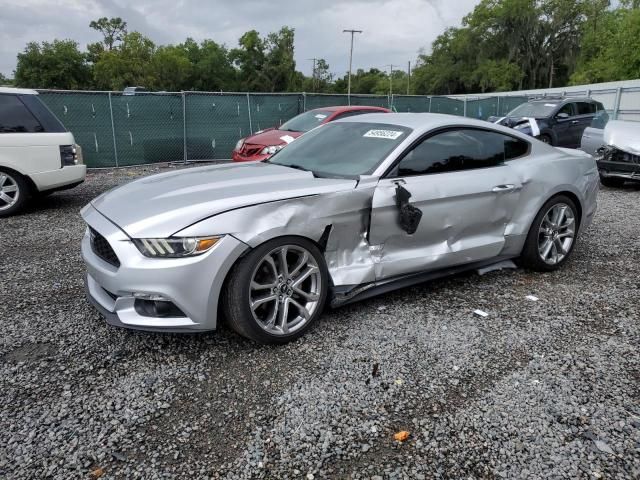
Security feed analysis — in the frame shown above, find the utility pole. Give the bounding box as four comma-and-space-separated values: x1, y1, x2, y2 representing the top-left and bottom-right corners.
407, 60, 411, 95
386, 64, 394, 97
343, 29, 362, 105
307, 58, 317, 92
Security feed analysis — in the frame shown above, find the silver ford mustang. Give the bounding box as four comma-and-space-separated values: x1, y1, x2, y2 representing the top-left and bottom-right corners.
81, 113, 599, 344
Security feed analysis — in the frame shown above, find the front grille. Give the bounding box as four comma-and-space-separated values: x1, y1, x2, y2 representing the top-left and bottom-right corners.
239, 144, 264, 157
612, 149, 640, 164
89, 227, 120, 267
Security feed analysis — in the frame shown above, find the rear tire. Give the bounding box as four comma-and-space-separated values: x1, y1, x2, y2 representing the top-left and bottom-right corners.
0, 169, 30, 217
537, 134, 552, 145
599, 175, 625, 188
520, 195, 579, 272
222, 236, 328, 344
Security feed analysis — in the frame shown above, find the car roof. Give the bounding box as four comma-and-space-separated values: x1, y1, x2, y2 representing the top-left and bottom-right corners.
311, 105, 389, 113
0, 86, 38, 95
529, 97, 594, 104
335, 112, 498, 130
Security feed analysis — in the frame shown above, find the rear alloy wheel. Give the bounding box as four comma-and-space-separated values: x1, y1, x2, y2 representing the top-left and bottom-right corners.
0, 171, 28, 217
520, 195, 578, 271
222, 237, 328, 344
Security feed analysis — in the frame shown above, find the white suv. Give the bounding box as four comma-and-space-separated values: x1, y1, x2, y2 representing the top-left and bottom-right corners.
0, 87, 86, 216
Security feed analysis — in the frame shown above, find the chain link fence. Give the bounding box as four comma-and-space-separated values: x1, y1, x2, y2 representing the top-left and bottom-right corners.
37, 86, 640, 168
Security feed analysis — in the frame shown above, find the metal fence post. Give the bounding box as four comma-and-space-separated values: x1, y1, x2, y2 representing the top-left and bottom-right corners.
496, 96, 500, 117
428, 96, 432, 113
108, 92, 119, 167
613, 87, 622, 120
182, 91, 187, 163
463, 95, 468, 117
303, 92, 307, 112
246, 93, 253, 134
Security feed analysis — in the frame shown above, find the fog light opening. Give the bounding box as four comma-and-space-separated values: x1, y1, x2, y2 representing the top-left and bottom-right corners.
134, 299, 186, 318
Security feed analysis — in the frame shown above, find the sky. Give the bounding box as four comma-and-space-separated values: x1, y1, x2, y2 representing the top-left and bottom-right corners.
0, 0, 481, 78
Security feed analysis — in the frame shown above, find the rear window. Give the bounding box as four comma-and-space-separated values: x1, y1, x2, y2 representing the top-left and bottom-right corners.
279, 110, 333, 133
0, 94, 65, 133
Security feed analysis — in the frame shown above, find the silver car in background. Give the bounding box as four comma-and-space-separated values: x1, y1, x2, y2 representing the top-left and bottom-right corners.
81, 113, 599, 344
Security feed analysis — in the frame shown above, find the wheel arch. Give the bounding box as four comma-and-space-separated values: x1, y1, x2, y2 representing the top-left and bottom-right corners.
0, 165, 37, 196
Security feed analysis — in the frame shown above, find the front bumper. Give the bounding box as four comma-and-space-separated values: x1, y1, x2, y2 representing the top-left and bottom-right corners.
81, 204, 249, 332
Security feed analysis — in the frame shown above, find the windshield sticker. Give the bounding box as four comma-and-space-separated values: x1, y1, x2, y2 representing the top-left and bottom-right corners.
280, 135, 296, 144
363, 129, 404, 140
314, 114, 327, 119
544, 103, 557, 107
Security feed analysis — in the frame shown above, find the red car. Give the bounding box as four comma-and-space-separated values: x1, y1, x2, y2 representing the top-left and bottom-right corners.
232, 105, 390, 162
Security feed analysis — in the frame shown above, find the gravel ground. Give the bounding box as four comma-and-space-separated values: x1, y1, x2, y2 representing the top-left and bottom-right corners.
1, 164, 639, 479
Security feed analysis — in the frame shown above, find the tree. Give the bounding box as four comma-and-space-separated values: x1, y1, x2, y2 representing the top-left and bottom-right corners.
0, 73, 11, 85
181, 38, 236, 91
263, 27, 297, 91
150, 45, 191, 91
90, 17, 128, 51
14, 39, 91, 89
230, 30, 268, 91
93, 32, 155, 90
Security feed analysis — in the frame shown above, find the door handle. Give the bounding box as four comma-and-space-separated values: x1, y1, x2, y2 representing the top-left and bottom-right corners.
492, 184, 516, 193
571, 120, 579, 124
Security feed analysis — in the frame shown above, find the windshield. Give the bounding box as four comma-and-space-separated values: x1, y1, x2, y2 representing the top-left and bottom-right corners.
279, 110, 333, 132
268, 122, 411, 177
508, 102, 558, 118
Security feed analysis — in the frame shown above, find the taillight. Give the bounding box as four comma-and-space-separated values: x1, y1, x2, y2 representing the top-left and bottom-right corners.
60, 145, 78, 166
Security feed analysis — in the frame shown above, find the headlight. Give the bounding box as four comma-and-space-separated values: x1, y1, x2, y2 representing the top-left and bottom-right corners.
133, 236, 222, 258
235, 139, 244, 151
260, 145, 284, 155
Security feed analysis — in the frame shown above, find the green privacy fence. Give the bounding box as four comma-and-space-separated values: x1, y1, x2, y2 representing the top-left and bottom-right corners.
37, 90, 531, 168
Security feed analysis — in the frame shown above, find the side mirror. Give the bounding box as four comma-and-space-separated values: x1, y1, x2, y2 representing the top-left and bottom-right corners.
556, 112, 570, 120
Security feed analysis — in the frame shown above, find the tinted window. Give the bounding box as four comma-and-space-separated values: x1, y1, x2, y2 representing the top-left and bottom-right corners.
20, 95, 66, 132
395, 129, 527, 177
269, 122, 411, 177
556, 103, 574, 117
0, 95, 44, 133
576, 102, 596, 115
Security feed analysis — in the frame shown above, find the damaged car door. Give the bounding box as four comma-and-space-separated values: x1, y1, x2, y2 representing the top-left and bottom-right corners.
368, 127, 527, 280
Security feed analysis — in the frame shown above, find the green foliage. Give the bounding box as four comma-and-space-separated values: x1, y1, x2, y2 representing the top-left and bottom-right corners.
89, 17, 128, 51
571, 6, 640, 83
14, 39, 91, 89
93, 32, 156, 90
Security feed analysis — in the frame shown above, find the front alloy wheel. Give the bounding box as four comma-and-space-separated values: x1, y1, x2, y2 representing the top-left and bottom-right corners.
223, 237, 328, 343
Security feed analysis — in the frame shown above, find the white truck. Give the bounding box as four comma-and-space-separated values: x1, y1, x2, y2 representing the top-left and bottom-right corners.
0, 87, 86, 216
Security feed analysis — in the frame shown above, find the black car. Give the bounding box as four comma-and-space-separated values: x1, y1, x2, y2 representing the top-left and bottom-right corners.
488, 97, 605, 148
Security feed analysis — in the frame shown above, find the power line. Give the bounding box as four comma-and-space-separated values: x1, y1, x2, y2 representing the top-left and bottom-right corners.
343, 29, 362, 105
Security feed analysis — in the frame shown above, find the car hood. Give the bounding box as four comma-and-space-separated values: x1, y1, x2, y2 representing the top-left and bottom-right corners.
242, 128, 303, 147
495, 116, 546, 127
603, 120, 640, 155
91, 162, 357, 238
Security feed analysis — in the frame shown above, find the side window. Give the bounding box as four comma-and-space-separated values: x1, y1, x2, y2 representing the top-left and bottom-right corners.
395, 129, 527, 177
576, 102, 595, 115
556, 103, 574, 117
0, 95, 44, 133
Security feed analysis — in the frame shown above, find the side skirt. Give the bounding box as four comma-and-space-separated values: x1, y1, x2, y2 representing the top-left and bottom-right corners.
329, 255, 517, 308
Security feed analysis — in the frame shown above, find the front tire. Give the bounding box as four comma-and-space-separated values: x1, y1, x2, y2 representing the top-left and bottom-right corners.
537, 134, 552, 145
520, 195, 579, 272
222, 236, 328, 344
0, 170, 29, 217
